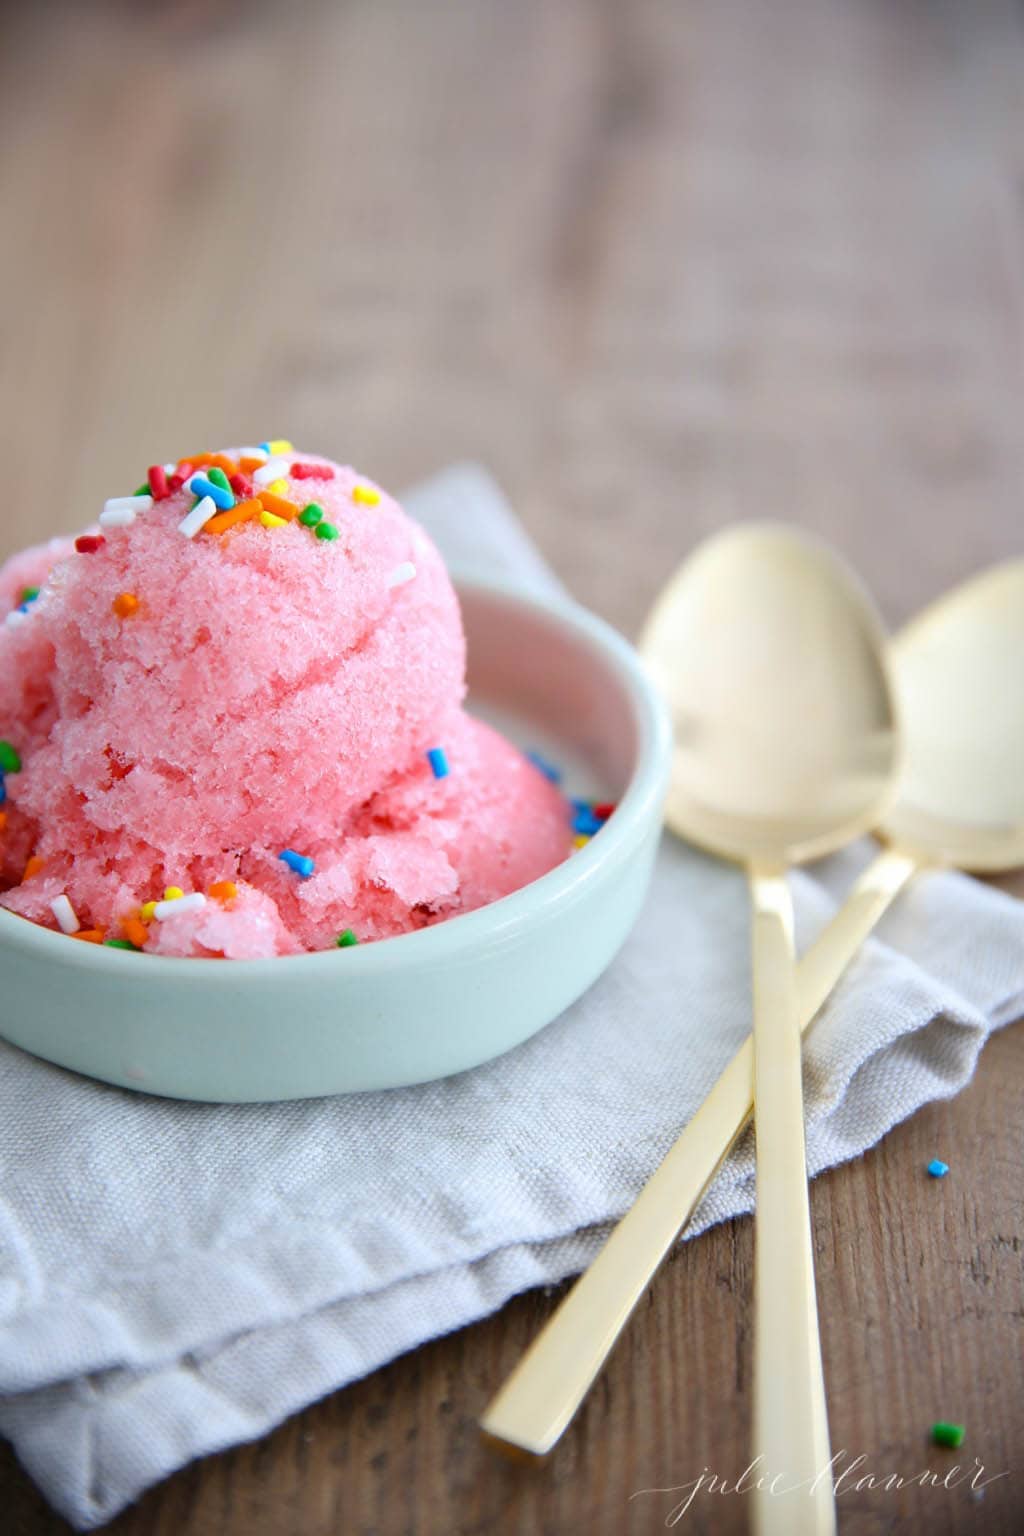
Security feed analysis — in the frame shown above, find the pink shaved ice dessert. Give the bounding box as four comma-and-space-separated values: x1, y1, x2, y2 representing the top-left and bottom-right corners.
0, 446, 573, 957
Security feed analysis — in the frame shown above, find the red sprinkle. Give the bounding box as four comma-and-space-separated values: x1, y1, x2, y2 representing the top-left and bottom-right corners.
593, 802, 616, 820
291, 462, 335, 481
148, 464, 169, 500
167, 473, 187, 493
229, 472, 252, 498
75, 534, 106, 555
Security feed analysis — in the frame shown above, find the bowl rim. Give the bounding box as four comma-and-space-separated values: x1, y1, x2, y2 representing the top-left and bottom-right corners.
0, 573, 671, 982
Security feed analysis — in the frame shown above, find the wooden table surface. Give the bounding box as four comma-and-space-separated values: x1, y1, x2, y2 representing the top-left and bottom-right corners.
1, 1, 1022, 1532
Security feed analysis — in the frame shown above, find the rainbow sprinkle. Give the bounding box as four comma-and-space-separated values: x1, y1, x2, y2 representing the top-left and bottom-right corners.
279, 849, 315, 879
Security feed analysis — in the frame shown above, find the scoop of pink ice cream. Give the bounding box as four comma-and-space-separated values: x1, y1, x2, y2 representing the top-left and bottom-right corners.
0, 449, 572, 955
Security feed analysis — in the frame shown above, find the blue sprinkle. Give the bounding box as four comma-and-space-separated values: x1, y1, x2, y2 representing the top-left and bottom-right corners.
572, 806, 603, 837
0, 776, 6, 806
927, 1159, 949, 1179
526, 749, 562, 784
190, 475, 234, 511
259, 442, 271, 454
279, 849, 315, 879
427, 747, 449, 780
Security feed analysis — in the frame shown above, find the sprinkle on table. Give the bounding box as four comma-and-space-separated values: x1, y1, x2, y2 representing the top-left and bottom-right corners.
927, 1159, 949, 1178
299, 503, 324, 527
385, 561, 416, 589
75, 534, 106, 555
112, 593, 140, 619
279, 849, 315, 878
51, 893, 80, 934
931, 1422, 965, 1449
336, 929, 359, 948
352, 483, 381, 506
427, 747, 449, 779
0, 741, 21, 774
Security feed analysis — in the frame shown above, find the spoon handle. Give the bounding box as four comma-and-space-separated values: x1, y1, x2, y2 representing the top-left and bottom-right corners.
479, 847, 917, 1459
749, 868, 834, 1535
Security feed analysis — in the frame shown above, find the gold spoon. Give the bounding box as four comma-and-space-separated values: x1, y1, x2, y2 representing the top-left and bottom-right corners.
481, 557, 1024, 1480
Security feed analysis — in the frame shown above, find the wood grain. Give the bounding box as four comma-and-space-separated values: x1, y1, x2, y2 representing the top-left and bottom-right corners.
0, 0, 1022, 1531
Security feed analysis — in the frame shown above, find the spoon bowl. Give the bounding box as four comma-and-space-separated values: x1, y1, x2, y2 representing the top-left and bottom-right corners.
641, 524, 899, 865
884, 559, 1024, 871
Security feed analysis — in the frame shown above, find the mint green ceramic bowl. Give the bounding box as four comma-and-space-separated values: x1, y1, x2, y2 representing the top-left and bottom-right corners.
0, 577, 671, 1101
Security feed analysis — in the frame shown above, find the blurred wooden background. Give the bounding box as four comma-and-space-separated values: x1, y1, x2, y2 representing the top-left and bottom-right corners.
1, 0, 1022, 1532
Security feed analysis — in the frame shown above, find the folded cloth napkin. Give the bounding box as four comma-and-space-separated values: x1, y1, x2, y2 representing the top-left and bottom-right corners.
1, 467, 1022, 1530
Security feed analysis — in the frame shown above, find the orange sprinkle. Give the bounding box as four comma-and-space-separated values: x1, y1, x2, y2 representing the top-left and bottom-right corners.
209, 880, 239, 904
22, 855, 46, 881
72, 929, 106, 944
122, 916, 150, 949
0, 811, 7, 834
239, 454, 265, 474
205, 498, 262, 535
113, 592, 140, 619
257, 490, 300, 522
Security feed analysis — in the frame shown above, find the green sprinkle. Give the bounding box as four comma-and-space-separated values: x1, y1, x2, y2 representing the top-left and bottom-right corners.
20, 586, 40, 604
207, 466, 231, 491
315, 522, 339, 541
299, 503, 324, 527
931, 1422, 965, 1449
0, 741, 22, 774
104, 938, 141, 951
134, 482, 150, 497
336, 929, 359, 948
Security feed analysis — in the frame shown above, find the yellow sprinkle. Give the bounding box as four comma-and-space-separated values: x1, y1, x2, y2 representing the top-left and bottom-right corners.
164, 886, 184, 902
140, 902, 158, 922
260, 510, 287, 528
268, 478, 289, 496
267, 439, 293, 456
572, 834, 591, 849
352, 483, 381, 507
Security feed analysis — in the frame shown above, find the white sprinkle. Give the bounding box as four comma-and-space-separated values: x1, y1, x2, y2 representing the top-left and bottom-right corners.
51, 894, 80, 934
153, 892, 207, 921
238, 445, 268, 463
385, 561, 417, 589
4, 609, 29, 630
252, 458, 289, 487
178, 497, 217, 539
104, 495, 153, 514
162, 462, 177, 475
99, 507, 136, 529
